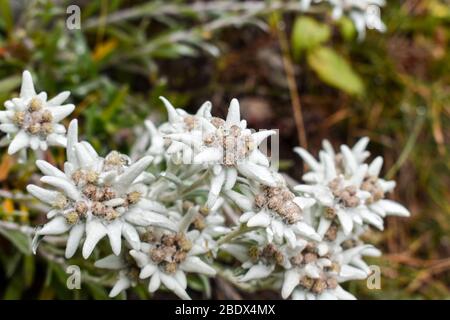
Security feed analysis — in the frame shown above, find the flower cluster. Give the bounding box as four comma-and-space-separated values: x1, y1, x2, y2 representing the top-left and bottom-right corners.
0, 71, 410, 300
301, 0, 386, 39
0, 71, 74, 160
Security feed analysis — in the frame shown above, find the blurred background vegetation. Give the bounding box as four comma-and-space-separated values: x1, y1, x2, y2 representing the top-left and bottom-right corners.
0, 0, 449, 300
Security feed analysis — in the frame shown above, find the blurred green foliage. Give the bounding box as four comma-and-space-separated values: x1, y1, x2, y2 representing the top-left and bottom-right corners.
0, 0, 449, 300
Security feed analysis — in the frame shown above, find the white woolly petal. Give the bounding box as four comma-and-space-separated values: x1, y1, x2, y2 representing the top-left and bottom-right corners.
321, 152, 336, 181
46, 133, 67, 147
175, 270, 187, 289
126, 209, 177, 231
40, 176, 80, 201
20, 70, 36, 98
247, 211, 271, 227
139, 264, 157, 279
281, 269, 300, 299
207, 169, 226, 208
65, 223, 85, 258
26, 184, 60, 205
50, 104, 75, 122
240, 264, 274, 282
368, 156, 383, 177
251, 130, 276, 146
160, 96, 182, 123
225, 98, 241, 126
66, 120, 78, 164
317, 217, 332, 238
160, 273, 191, 300
220, 244, 249, 262
237, 162, 276, 187
7, 130, 29, 154
95, 254, 126, 270
122, 223, 141, 250
38, 216, 70, 236
352, 137, 370, 155
29, 136, 40, 150
193, 148, 222, 164
47, 91, 70, 106
318, 291, 338, 300
36, 160, 66, 178
225, 190, 253, 212
109, 275, 131, 298
336, 209, 353, 236
74, 143, 96, 167
148, 272, 161, 293
377, 199, 410, 217
129, 249, 150, 268
304, 264, 321, 278
333, 285, 357, 300
350, 164, 368, 187
138, 199, 166, 214
114, 156, 153, 192
107, 220, 123, 255
341, 145, 358, 175
292, 197, 316, 210
295, 222, 321, 241
294, 147, 321, 172
181, 256, 216, 276
338, 265, 368, 281
82, 220, 108, 259
0, 123, 19, 133
223, 167, 238, 190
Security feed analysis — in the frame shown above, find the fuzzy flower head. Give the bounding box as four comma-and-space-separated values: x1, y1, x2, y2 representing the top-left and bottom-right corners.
281, 238, 379, 300
128, 223, 216, 300
167, 98, 276, 208
300, 0, 386, 39
294, 138, 410, 238
0, 71, 74, 156
29, 120, 174, 259
142, 97, 213, 165
226, 175, 319, 247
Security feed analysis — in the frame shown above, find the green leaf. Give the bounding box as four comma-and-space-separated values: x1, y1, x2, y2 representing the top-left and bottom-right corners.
0, 228, 31, 255
307, 47, 364, 95
291, 16, 331, 58
0, 0, 13, 33
338, 17, 357, 41
23, 254, 35, 288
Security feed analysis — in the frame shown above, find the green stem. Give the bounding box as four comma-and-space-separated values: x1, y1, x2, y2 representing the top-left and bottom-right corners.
385, 108, 426, 180
217, 225, 257, 246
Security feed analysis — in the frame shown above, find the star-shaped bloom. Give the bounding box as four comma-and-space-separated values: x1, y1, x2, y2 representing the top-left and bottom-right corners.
226, 176, 319, 247
281, 239, 377, 300
299, 0, 386, 39
295, 138, 410, 238
29, 120, 175, 259
0, 70, 75, 157
127, 211, 216, 300
167, 98, 276, 208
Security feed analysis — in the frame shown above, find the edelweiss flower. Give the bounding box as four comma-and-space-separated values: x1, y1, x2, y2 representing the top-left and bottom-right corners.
281, 239, 376, 300
294, 138, 410, 237
127, 212, 216, 300
300, 0, 386, 39
168, 98, 276, 208
223, 232, 305, 283
0, 71, 74, 156
226, 175, 319, 247
95, 251, 141, 297
29, 120, 175, 259
146, 97, 213, 165
169, 198, 230, 255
